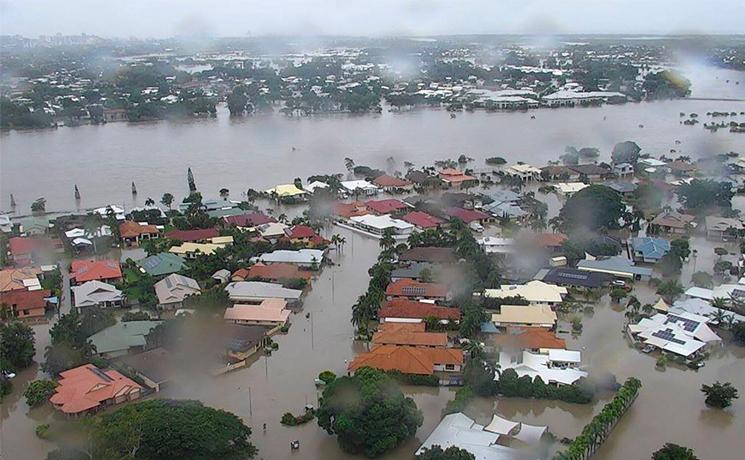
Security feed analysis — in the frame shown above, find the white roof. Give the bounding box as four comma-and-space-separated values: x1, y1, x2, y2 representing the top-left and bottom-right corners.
506, 163, 541, 174
252, 249, 323, 265
630, 312, 719, 357
485, 280, 567, 304
684, 287, 714, 301
72, 280, 123, 308
483, 415, 518, 436
548, 349, 581, 363
349, 214, 414, 231
498, 351, 587, 385
225, 281, 302, 301
543, 90, 625, 100
556, 182, 588, 195
258, 222, 289, 238
341, 180, 378, 191
415, 413, 513, 460
305, 181, 330, 193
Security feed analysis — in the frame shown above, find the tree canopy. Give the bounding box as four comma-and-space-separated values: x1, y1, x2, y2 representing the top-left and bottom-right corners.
701, 381, 739, 408
652, 443, 699, 460
417, 445, 476, 460
677, 179, 734, 211
611, 141, 641, 165
317, 367, 423, 457
554, 185, 625, 233
94, 399, 257, 459
0, 321, 36, 372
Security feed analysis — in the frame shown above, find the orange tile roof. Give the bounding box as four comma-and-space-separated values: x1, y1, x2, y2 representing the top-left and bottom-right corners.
349, 345, 463, 375
378, 322, 426, 333
372, 329, 448, 347
50, 364, 142, 415
119, 221, 159, 239
536, 233, 568, 248
385, 279, 447, 299
70, 259, 122, 283
439, 168, 476, 184
489, 327, 566, 350
380, 299, 461, 321
334, 201, 369, 218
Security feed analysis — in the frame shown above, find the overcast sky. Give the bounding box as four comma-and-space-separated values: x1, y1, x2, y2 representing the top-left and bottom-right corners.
2, 0, 744, 38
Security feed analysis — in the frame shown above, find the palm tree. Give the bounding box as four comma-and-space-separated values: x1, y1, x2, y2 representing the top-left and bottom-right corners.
379, 229, 396, 252
338, 236, 346, 252
711, 308, 727, 327
277, 213, 288, 224
712, 297, 728, 309
330, 234, 341, 251
463, 341, 484, 359
145, 197, 155, 207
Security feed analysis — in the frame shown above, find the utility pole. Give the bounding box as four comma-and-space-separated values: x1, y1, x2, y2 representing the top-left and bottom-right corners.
248, 386, 253, 417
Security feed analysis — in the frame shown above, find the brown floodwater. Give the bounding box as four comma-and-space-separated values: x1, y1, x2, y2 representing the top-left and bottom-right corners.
1, 66, 744, 214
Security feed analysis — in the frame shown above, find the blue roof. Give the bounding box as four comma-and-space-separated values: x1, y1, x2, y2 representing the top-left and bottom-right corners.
630, 237, 671, 260
480, 322, 499, 333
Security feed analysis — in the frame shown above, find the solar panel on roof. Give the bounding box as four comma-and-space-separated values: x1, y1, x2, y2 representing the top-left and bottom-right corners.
88, 366, 114, 382
666, 314, 698, 332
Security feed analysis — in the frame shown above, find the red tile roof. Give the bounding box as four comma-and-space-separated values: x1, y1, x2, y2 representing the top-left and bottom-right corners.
335, 201, 369, 218
444, 207, 489, 223
348, 345, 463, 375
285, 225, 318, 239
385, 279, 447, 299
165, 227, 220, 242
401, 211, 444, 229
8, 237, 38, 255
364, 199, 410, 215
50, 364, 142, 414
0, 288, 50, 316
70, 259, 122, 283
372, 174, 412, 188
223, 213, 276, 227
119, 221, 159, 239
379, 299, 460, 321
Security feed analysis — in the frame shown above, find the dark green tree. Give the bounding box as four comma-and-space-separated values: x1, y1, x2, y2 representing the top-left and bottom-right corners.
0, 321, 35, 372
701, 381, 739, 408
417, 445, 476, 460
94, 399, 256, 459
677, 179, 734, 211
23, 379, 57, 407
611, 141, 641, 165
652, 443, 699, 460
317, 367, 423, 457
554, 185, 625, 233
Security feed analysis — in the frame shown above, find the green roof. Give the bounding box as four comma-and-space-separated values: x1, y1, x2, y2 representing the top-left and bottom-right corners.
139, 252, 187, 276
88, 320, 163, 355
